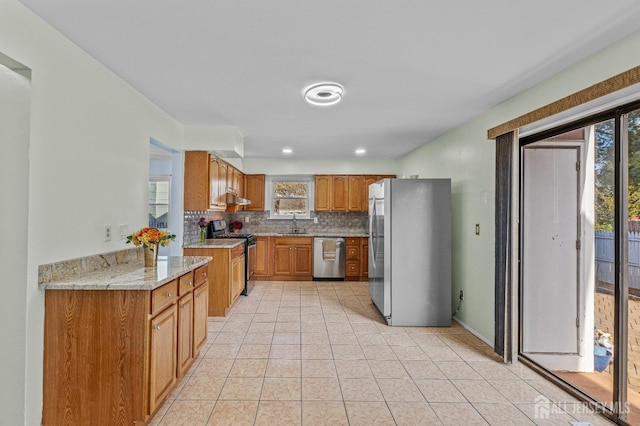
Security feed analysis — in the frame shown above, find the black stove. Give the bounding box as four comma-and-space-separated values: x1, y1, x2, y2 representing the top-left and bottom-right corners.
206, 220, 256, 295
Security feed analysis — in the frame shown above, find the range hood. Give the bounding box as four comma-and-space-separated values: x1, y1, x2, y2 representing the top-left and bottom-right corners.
226, 193, 252, 206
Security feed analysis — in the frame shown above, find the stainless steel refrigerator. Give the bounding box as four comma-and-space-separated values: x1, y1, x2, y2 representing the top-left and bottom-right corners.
368, 178, 451, 326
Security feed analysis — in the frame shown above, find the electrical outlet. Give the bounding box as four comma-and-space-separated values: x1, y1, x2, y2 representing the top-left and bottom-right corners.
104, 224, 112, 242
245, 216, 250, 223
313, 217, 318, 224
459, 290, 464, 300
475, 224, 480, 235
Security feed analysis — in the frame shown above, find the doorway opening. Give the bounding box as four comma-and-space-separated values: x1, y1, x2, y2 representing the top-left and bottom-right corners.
519, 103, 640, 424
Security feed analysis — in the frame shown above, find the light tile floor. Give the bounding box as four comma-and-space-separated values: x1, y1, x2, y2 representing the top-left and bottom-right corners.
150, 281, 615, 425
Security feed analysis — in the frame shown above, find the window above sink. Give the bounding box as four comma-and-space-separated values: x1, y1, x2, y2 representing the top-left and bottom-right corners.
265, 175, 314, 220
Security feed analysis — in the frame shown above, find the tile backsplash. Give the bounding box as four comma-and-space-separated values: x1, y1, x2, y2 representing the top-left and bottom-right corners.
183, 210, 367, 244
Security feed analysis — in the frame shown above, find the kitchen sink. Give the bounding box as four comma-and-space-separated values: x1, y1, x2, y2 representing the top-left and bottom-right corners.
279, 230, 308, 235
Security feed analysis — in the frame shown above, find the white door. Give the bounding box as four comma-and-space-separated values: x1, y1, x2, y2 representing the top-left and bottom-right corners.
522, 146, 580, 355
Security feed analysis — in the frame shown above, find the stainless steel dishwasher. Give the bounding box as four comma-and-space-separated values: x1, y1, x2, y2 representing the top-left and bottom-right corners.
313, 237, 346, 280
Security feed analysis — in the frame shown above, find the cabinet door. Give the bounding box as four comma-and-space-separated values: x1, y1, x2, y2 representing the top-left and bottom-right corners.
362, 176, 379, 213
314, 175, 331, 212
231, 254, 245, 304
255, 236, 271, 277
184, 151, 210, 211
347, 175, 363, 212
293, 244, 313, 275
209, 157, 220, 209
217, 161, 228, 209
274, 244, 293, 275
331, 175, 348, 211
193, 283, 208, 357
177, 294, 194, 378
244, 174, 265, 211
149, 305, 177, 414
361, 238, 369, 278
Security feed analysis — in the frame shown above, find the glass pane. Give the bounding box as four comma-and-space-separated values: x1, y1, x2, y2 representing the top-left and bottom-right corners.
628, 108, 640, 423
272, 181, 308, 216
149, 180, 170, 228
273, 198, 307, 216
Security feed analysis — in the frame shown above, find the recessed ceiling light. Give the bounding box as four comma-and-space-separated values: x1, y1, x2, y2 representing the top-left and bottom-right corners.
304, 82, 344, 106
355, 148, 366, 155
282, 148, 293, 154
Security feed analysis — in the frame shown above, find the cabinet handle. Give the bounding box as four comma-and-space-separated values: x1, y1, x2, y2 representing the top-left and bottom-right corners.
182, 303, 188, 309
154, 325, 161, 331
202, 272, 207, 277
189, 281, 193, 286
167, 292, 173, 297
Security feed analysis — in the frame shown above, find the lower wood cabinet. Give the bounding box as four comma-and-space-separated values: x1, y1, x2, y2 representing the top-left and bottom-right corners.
42, 264, 209, 426
184, 244, 245, 316
273, 237, 313, 279
345, 237, 369, 281
150, 303, 178, 414
255, 236, 272, 277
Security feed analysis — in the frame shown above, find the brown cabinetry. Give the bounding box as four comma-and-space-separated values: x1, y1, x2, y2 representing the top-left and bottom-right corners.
255, 236, 272, 277
149, 302, 178, 413
345, 237, 361, 278
184, 244, 245, 316
361, 237, 369, 278
273, 236, 313, 279
316, 174, 395, 212
184, 151, 211, 211
43, 264, 210, 425
244, 174, 265, 211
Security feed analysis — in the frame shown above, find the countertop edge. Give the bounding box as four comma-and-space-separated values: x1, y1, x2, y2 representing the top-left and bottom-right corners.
40, 256, 212, 291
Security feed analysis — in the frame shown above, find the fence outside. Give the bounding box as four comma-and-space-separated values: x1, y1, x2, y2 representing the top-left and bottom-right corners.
595, 230, 640, 291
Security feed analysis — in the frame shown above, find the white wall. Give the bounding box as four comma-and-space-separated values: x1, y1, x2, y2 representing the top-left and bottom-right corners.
244, 158, 398, 175
0, 61, 30, 425
0, 1, 184, 423
399, 31, 640, 344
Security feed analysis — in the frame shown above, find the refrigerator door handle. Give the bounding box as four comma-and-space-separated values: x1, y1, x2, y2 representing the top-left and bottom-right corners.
370, 197, 377, 270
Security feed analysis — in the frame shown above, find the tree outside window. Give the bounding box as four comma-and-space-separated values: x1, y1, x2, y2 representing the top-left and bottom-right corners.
273, 181, 308, 216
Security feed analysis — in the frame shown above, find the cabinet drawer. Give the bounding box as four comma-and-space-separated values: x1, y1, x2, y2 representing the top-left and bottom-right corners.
346, 261, 360, 276
179, 272, 195, 295
231, 244, 245, 259
346, 237, 360, 246
346, 246, 360, 260
194, 265, 208, 286
151, 279, 178, 315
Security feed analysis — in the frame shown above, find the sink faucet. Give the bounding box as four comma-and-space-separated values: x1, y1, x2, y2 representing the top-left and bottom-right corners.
292, 213, 297, 233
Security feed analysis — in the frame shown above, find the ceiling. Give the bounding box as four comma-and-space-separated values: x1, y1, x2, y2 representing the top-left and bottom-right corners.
19, 0, 640, 159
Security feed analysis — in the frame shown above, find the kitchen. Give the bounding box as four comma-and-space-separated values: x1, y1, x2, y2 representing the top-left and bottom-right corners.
4, 0, 640, 425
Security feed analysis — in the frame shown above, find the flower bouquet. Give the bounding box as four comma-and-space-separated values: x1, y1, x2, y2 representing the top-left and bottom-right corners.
126, 227, 176, 267
231, 220, 243, 233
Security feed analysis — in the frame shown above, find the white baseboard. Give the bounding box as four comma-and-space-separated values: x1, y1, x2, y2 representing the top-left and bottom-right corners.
452, 317, 494, 348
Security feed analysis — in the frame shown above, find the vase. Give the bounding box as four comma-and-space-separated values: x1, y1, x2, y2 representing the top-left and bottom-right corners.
199, 227, 206, 243
144, 243, 159, 267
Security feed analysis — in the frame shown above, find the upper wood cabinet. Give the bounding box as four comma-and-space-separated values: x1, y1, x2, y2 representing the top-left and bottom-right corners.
315, 175, 347, 212
348, 175, 363, 212
316, 174, 396, 213
184, 151, 246, 212
184, 151, 210, 211
244, 174, 265, 211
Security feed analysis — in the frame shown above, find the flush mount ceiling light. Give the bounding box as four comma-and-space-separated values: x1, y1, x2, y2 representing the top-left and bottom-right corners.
282, 148, 293, 154
355, 148, 366, 155
304, 82, 344, 106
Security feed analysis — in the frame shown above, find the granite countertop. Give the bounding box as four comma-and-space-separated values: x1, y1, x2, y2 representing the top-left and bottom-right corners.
40, 255, 212, 291
183, 239, 245, 249
253, 232, 369, 238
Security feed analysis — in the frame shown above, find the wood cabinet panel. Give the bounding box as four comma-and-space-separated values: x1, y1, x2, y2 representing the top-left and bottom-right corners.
244, 174, 265, 211
255, 236, 272, 277
362, 238, 369, 278
184, 246, 244, 316
331, 175, 348, 211
149, 304, 177, 414
231, 253, 245, 305
273, 237, 313, 279
176, 294, 194, 378
209, 156, 220, 210
184, 151, 210, 211
314, 175, 331, 212
217, 160, 228, 209
193, 284, 208, 356
362, 176, 379, 213
179, 272, 194, 295
347, 175, 363, 212
151, 279, 178, 315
